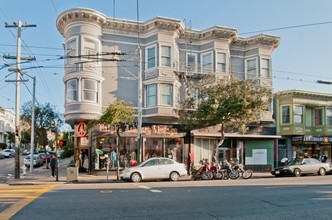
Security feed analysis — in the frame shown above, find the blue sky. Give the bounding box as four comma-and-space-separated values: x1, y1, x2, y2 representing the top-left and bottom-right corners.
1, 0, 332, 127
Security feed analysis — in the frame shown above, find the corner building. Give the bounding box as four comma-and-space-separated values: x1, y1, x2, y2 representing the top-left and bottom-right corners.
57, 8, 280, 173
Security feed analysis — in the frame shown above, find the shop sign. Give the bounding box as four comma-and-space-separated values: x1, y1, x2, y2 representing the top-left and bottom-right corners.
294, 136, 332, 144
291, 136, 303, 144
76, 122, 87, 137
99, 124, 179, 137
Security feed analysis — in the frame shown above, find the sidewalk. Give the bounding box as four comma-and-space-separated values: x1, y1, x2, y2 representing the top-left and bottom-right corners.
5, 157, 273, 185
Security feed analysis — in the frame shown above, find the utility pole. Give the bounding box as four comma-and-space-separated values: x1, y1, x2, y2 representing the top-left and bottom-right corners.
136, 0, 143, 162
5, 21, 36, 179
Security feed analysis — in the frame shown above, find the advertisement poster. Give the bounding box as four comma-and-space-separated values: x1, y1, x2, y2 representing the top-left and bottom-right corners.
245, 149, 267, 165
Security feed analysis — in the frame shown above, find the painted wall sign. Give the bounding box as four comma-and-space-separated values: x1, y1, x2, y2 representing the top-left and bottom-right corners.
76, 122, 87, 137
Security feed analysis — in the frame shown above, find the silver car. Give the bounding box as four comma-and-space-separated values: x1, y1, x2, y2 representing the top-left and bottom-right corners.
24, 155, 44, 167
271, 158, 332, 177
120, 157, 188, 182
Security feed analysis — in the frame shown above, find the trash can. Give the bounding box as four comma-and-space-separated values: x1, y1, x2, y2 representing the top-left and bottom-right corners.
66, 160, 78, 182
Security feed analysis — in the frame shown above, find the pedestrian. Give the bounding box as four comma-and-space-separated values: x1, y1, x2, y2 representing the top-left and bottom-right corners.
50, 154, 56, 177
320, 154, 328, 163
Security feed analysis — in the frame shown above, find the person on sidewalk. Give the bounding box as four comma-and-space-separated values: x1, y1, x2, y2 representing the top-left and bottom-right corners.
50, 155, 56, 177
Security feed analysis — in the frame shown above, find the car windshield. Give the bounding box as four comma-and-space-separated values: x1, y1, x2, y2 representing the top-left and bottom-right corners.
286, 159, 303, 166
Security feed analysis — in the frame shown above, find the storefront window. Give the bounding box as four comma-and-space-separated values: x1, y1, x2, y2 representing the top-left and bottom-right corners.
144, 138, 183, 162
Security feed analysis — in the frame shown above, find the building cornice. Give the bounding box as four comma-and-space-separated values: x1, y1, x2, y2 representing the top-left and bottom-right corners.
275, 89, 332, 99
57, 8, 279, 47
232, 34, 280, 49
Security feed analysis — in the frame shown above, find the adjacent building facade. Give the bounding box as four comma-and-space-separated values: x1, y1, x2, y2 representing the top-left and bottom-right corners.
56, 8, 280, 172
0, 107, 15, 149
274, 90, 332, 166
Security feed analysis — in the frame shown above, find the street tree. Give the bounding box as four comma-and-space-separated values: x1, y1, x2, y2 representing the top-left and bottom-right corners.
21, 101, 64, 167
179, 73, 272, 162
87, 100, 135, 179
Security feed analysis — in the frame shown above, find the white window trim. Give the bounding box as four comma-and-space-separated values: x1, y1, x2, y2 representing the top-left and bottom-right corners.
82, 79, 98, 103
201, 51, 213, 74
245, 57, 258, 79
294, 105, 303, 124
186, 53, 197, 74
146, 84, 157, 107
65, 36, 79, 65
66, 79, 78, 103
159, 83, 173, 106
160, 45, 172, 67
281, 105, 291, 124
82, 37, 99, 61
216, 51, 227, 73
145, 44, 157, 69
261, 58, 271, 78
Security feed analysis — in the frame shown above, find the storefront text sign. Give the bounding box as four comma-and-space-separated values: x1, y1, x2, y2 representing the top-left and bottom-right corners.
99, 124, 179, 136
292, 135, 332, 144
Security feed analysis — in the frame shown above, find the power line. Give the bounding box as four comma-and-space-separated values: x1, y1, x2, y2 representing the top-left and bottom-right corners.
240, 21, 332, 35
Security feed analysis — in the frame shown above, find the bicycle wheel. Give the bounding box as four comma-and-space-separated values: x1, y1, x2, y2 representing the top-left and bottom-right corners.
242, 169, 253, 179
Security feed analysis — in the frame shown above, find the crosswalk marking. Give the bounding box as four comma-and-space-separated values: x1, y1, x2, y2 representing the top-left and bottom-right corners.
0, 184, 59, 220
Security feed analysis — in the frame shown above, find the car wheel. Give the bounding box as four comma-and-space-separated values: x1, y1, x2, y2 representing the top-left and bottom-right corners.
294, 168, 301, 177
131, 172, 141, 182
170, 171, 180, 181
318, 168, 326, 176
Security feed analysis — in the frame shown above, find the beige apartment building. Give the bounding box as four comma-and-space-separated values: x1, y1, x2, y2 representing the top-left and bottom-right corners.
57, 8, 280, 172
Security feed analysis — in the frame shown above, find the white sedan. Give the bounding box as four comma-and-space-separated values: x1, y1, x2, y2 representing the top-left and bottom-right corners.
120, 157, 187, 182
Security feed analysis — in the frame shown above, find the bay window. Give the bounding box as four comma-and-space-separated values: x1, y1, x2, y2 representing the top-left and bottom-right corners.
327, 108, 332, 126
217, 52, 226, 73
147, 46, 156, 69
261, 58, 270, 77
202, 52, 212, 73
246, 59, 257, 78
282, 105, 290, 124
160, 84, 173, 105
294, 105, 303, 124
83, 79, 98, 102
187, 53, 197, 73
161, 46, 171, 67
66, 79, 78, 103
314, 108, 323, 126
147, 84, 157, 107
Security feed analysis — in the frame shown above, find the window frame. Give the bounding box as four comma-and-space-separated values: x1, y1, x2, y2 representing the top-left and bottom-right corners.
261, 58, 270, 78
281, 105, 290, 124
146, 45, 157, 69
82, 37, 98, 61
65, 37, 78, 64
201, 51, 213, 74
146, 84, 157, 107
246, 58, 257, 79
160, 84, 173, 106
66, 79, 78, 103
216, 52, 226, 73
326, 108, 332, 126
186, 53, 197, 73
294, 105, 303, 124
160, 45, 171, 67
314, 108, 323, 126
82, 79, 98, 103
